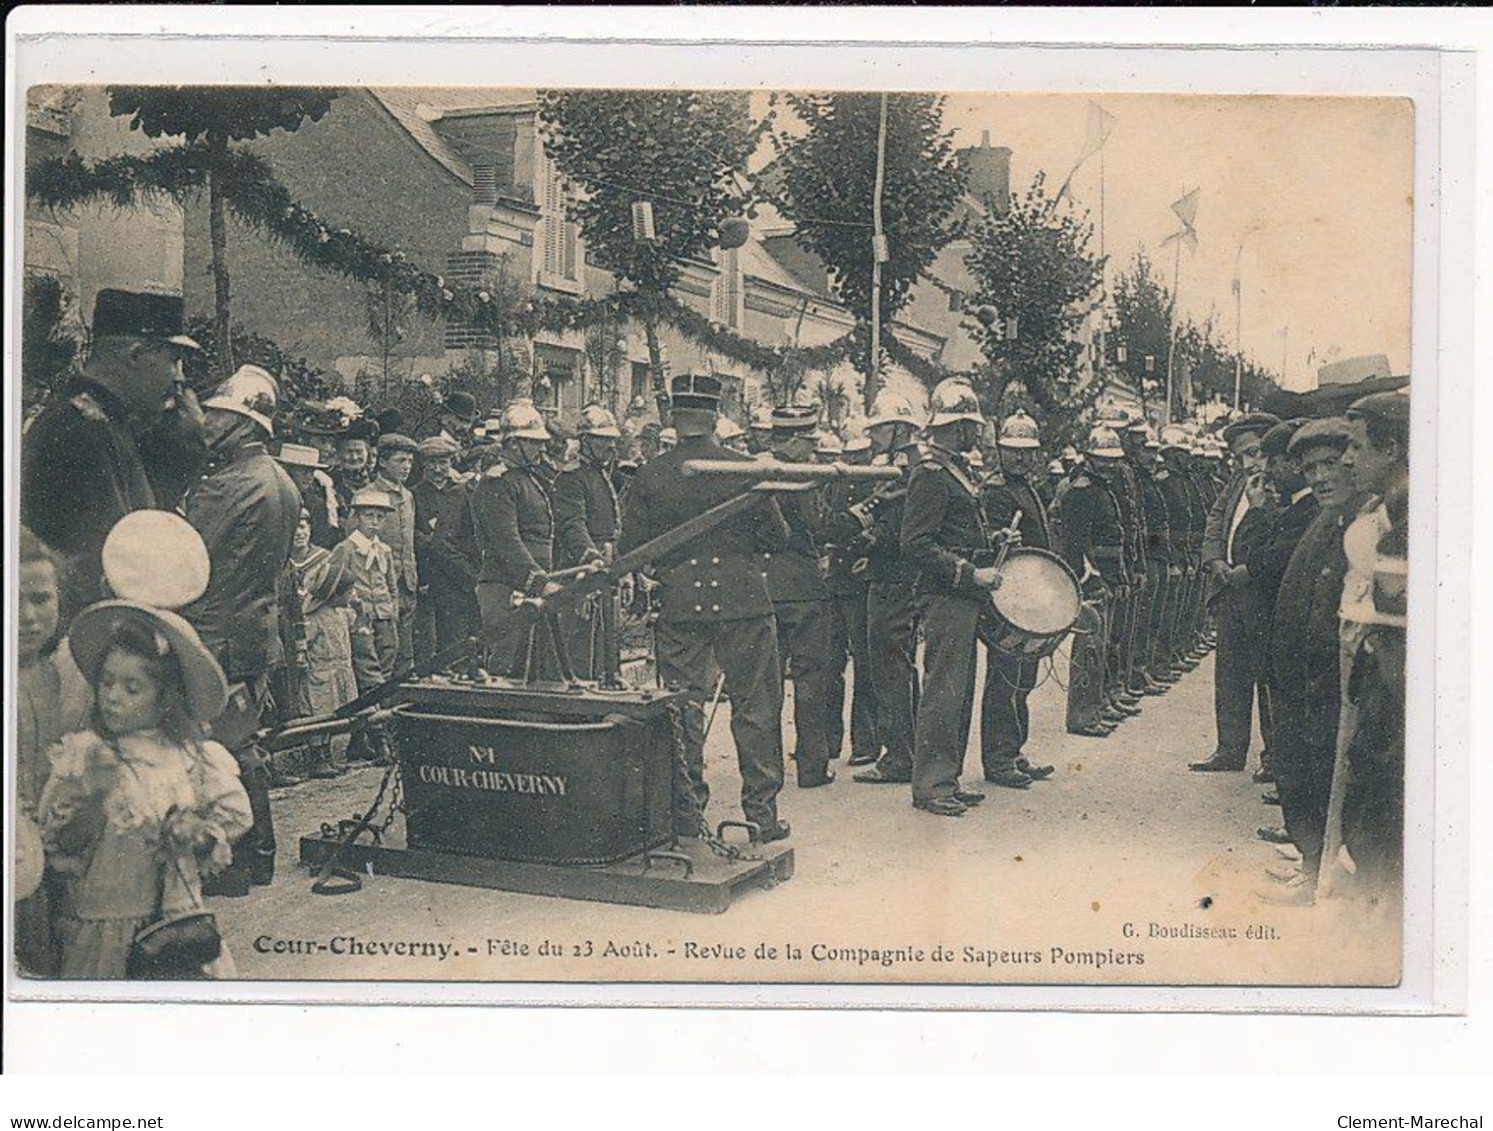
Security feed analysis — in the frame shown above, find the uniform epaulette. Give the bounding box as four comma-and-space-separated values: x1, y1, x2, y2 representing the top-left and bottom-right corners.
1070, 474, 1091, 489
70, 391, 107, 424
482, 462, 507, 480
982, 471, 1006, 488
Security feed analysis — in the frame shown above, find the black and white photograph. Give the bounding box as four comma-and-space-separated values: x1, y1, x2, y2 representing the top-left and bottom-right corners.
6, 21, 1461, 1022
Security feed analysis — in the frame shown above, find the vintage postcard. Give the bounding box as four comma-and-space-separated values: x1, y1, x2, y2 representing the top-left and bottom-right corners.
4, 18, 1466, 1017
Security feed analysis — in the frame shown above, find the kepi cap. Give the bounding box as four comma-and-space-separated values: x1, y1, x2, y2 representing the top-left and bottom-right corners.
91, 288, 199, 350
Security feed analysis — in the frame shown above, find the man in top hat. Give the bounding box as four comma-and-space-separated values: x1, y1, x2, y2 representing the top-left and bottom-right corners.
978, 410, 1058, 783
1320, 390, 1409, 906
1256, 417, 1357, 903
901, 379, 1010, 814
618, 374, 793, 843
180, 364, 301, 892
372, 432, 421, 676
1053, 425, 1131, 738
820, 425, 880, 771
552, 403, 624, 681
412, 434, 480, 662
1192, 411, 1281, 772
22, 287, 202, 615
468, 401, 562, 680
850, 390, 925, 786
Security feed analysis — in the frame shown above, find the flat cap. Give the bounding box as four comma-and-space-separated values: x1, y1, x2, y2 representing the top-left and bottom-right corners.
1346, 389, 1411, 437
1261, 418, 1309, 459
1287, 416, 1352, 456
377, 432, 418, 455
1221, 412, 1281, 448
417, 434, 461, 458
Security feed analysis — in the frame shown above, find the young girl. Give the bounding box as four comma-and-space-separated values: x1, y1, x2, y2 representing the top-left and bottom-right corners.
16, 527, 90, 976
38, 601, 252, 980
288, 508, 359, 776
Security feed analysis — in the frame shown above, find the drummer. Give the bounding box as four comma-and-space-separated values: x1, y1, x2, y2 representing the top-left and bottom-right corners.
980, 411, 1058, 784
901, 380, 1011, 817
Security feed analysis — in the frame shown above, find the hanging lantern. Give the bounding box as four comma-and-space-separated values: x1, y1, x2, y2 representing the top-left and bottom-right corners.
631, 201, 657, 244
1004, 316, 1019, 341
718, 216, 750, 250
1116, 342, 1129, 365
1144, 355, 1156, 373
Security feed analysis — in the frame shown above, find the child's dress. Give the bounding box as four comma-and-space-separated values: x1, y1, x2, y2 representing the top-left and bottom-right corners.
293, 541, 360, 767
38, 729, 253, 979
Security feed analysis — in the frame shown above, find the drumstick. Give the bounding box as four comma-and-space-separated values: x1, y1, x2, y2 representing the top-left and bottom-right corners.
992, 509, 1023, 572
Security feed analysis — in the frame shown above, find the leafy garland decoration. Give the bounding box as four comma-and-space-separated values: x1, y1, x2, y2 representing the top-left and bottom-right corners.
26, 146, 855, 378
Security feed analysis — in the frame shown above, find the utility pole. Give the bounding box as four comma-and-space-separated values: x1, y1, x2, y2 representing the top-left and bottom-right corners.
1164, 234, 1182, 426
867, 92, 889, 412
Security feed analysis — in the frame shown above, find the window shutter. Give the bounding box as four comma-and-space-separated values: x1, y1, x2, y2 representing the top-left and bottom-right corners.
542, 155, 564, 277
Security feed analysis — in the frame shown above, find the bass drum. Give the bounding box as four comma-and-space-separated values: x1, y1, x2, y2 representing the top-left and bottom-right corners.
984, 547, 1082, 658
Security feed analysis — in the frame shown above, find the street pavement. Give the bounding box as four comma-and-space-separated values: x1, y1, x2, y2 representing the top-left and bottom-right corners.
220, 644, 1399, 989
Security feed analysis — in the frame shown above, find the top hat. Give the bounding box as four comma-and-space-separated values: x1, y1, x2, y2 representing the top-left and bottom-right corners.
91, 288, 200, 350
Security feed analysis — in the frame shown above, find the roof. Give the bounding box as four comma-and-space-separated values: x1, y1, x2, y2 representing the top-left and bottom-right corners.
368, 87, 536, 186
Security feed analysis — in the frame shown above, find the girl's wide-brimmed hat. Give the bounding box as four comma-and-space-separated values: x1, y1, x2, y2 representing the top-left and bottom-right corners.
69, 600, 229, 724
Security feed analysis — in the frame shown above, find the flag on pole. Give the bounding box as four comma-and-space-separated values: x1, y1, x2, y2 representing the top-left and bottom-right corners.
1161, 187, 1201, 252
1055, 101, 1117, 203
1171, 188, 1200, 229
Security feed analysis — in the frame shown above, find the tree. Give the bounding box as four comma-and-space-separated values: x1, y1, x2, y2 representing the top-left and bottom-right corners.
364, 279, 416, 396
772, 93, 967, 408
537, 90, 767, 394
1110, 248, 1173, 410
107, 86, 339, 377
963, 171, 1105, 413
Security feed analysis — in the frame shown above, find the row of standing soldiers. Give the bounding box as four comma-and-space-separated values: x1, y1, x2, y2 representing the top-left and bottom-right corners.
1051, 416, 1230, 739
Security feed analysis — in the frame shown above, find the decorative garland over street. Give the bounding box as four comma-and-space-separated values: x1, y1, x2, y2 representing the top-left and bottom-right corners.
27, 145, 855, 378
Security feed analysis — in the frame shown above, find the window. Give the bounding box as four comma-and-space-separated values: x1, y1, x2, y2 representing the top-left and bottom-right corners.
630, 361, 651, 404
711, 247, 742, 329
538, 148, 582, 290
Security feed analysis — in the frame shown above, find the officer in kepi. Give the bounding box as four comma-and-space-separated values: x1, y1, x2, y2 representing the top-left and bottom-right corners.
617, 374, 794, 844
21, 286, 202, 615
901, 379, 1008, 816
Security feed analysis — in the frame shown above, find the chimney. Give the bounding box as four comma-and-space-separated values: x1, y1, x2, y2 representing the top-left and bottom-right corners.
957, 133, 1012, 215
